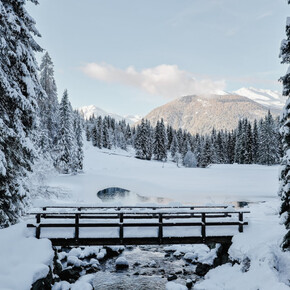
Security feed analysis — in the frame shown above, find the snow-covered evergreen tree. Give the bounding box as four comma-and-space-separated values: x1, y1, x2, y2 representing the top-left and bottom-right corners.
73, 111, 84, 171
134, 119, 152, 160
55, 90, 75, 174
153, 119, 167, 161
38, 52, 58, 150
102, 116, 111, 149
258, 111, 279, 165
279, 11, 290, 250
0, 0, 43, 227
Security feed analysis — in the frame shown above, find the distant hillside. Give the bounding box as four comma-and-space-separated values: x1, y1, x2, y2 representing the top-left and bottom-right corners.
143, 94, 280, 135
233, 87, 286, 110
78, 105, 142, 124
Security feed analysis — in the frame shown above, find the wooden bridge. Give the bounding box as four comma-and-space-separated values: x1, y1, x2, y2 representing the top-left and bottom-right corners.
26, 205, 249, 246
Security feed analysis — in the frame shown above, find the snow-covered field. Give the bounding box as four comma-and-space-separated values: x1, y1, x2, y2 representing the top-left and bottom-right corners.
0, 142, 289, 290
36, 143, 280, 207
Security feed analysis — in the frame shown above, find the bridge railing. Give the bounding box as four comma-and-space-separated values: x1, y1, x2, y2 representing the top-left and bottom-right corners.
26, 206, 249, 245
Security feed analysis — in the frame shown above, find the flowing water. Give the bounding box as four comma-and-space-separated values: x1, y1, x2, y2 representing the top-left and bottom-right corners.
93, 246, 197, 289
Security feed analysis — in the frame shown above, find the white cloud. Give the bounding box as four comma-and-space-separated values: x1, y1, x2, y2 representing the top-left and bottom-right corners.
81, 63, 226, 99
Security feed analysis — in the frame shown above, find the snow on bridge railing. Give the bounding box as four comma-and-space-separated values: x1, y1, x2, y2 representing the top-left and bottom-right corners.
26, 206, 250, 246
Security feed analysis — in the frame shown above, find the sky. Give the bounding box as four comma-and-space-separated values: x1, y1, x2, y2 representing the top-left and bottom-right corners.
27, 0, 289, 116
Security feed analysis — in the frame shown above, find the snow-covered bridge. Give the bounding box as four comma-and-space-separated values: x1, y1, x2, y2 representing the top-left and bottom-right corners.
26, 206, 249, 246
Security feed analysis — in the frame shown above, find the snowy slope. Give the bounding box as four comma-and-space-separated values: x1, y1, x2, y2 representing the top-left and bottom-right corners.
38, 142, 280, 206
233, 87, 286, 110
78, 105, 142, 124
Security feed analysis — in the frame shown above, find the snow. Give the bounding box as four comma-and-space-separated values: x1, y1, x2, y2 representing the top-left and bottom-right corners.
115, 257, 129, 266
165, 244, 219, 265
166, 281, 187, 290
41, 143, 279, 206
78, 104, 140, 124
195, 199, 290, 290
234, 87, 286, 110
1, 142, 289, 289
0, 223, 54, 290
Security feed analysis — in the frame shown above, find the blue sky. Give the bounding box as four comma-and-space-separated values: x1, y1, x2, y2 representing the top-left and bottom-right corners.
27, 0, 288, 116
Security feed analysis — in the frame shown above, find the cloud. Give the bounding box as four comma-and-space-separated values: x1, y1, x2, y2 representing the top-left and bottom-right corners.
81, 63, 226, 99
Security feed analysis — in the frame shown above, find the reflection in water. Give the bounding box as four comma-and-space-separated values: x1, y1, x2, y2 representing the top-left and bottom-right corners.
96, 187, 262, 209
97, 187, 172, 205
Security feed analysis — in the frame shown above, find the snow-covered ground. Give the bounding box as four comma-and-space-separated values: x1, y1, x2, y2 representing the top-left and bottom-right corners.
35, 143, 280, 207
1, 142, 289, 290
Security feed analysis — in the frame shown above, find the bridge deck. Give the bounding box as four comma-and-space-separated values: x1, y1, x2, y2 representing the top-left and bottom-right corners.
26, 206, 249, 246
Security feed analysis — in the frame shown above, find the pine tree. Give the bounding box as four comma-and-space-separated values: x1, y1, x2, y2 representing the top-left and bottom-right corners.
279, 11, 290, 249
252, 120, 259, 163
96, 116, 102, 149
55, 90, 75, 174
134, 119, 152, 160
91, 125, 98, 147
199, 137, 212, 168
0, 0, 43, 227
38, 52, 58, 149
102, 117, 111, 149
244, 123, 253, 164
258, 111, 279, 165
153, 119, 167, 161
73, 111, 84, 171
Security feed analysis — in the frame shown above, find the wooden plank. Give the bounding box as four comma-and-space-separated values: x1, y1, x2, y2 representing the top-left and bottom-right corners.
48, 236, 233, 246
29, 214, 232, 220
42, 205, 230, 210
28, 210, 250, 215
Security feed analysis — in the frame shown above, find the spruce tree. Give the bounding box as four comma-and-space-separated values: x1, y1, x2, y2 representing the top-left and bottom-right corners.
134, 119, 152, 160
39, 52, 59, 149
252, 120, 259, 163
73, 111, 84, 171
258, 111, 279, 165
55, 90, 75, 174
279, 11, 290, 249
96, 116, 103, 149
153, 119, 167, 161
0, 0, 43, 227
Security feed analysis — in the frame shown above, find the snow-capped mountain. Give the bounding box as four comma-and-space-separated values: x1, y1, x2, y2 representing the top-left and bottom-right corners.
78, 105, 142, 124
143, 93, 280, 135
233, 87, 286, 110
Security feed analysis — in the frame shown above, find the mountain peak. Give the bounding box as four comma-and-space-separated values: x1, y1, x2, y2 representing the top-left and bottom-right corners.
233, 87, 285, 109
78, 105, 142, 124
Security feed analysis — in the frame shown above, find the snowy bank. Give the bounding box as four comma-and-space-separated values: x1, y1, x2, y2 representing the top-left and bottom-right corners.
195, 200, 290, 290
0, 223, 54, 290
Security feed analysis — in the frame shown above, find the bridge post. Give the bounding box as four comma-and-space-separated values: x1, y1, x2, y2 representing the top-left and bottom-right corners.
75, 213, 80, 240
201, 213, 206, 242
158, 213, 163, 244
36, 213, 41, 223
119, 213, 124, 244
238, 212, 243, 233
35, 213, 41, 239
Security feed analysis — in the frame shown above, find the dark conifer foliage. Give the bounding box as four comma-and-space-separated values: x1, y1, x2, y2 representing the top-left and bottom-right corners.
85, 112, 281, 169
279, 11, 290, 250
0, 0, 44, 227
38, 52, 59, 152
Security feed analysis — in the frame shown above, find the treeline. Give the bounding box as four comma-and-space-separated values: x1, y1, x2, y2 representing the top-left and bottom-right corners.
0, 0, 84, 227
37, 53, 84, 174
85, 110, 281, 167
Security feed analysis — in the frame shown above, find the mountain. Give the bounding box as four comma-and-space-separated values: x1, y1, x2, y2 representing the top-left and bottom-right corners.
78, 105, 142, 124
143, 94, 280, 135
233, 87, 286, 110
